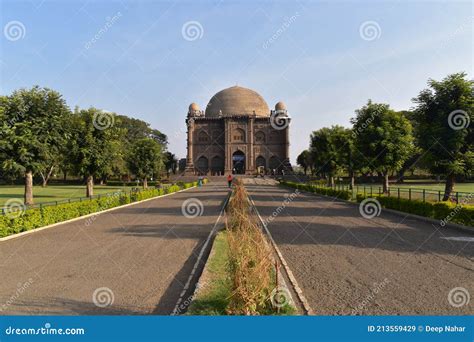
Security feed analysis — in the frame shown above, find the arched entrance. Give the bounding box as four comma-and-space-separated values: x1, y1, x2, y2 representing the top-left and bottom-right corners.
269, 156, 281, 175
210, 156, 224, 175
256, 156, 266, 169
196, 156, 209, 175
232, 151, 245, 174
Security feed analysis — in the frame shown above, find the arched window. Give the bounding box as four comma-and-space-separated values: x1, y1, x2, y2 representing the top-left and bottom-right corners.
198, 130, 209, 143
232, 128, 245, 143
255, 131, 265, 143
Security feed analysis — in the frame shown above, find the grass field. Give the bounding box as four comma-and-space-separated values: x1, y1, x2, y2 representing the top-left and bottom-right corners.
313, 181, 474, 203
0, 185, 133, 207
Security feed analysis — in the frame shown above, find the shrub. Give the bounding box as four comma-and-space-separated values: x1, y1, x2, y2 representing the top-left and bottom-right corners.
281, 181, 352, 200
283, 181, 473, 228
0, 181, 198, 238
356, 193, 474, 227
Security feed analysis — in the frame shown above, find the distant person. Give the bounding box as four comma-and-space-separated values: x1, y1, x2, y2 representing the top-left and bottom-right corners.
198, 176, 203, 187
227, 174, 233, 188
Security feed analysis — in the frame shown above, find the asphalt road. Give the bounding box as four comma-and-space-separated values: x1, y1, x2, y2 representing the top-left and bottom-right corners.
247, 182, 473, 315
0, 183, 228, 315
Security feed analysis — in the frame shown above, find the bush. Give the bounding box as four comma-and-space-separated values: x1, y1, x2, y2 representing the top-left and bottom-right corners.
0, 181, 199, 238
356, 193, 474, 227
282, 181, 473, 227
281, 181, 352, 200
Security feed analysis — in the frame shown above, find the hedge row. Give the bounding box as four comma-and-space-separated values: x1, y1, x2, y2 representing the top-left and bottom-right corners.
281, 181, 352, 200
280, 181, 473, 227
0, 180, 202, 238
356, 194, 474, 227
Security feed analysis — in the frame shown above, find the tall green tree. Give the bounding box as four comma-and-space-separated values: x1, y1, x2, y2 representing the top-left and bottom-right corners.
296, 150, 311, 175
0, 86, 71, 204
352, 101, 414, 193
164, 152, 178, 177
69, 108, 124, 197
310, 125, 352, 186
412, 73, 473, 200
127, 138, 164, 188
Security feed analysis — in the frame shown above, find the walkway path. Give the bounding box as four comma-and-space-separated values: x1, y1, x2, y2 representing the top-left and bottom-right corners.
0, 183, 229, 315
247, 182, 473, 315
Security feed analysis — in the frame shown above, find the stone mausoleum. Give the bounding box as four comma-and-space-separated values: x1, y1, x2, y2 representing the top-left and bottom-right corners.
184, 86, 292, 175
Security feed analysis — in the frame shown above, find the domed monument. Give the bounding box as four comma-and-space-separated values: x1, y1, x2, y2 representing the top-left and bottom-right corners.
185, 86, 292, 175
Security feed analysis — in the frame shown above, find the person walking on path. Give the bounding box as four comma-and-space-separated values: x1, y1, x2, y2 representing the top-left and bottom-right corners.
227, 174, 233, 188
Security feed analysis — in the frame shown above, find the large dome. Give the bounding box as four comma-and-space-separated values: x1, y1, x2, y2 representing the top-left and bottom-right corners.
205, 86, 270, 117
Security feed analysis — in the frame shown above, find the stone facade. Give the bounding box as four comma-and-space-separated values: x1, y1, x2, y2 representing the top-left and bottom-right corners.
185, 86, 291, 175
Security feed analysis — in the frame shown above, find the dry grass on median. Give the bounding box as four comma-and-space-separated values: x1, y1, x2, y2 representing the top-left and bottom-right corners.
225, 179, 278, 315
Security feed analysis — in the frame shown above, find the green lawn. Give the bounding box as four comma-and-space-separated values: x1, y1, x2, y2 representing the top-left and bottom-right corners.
355, 182, 474, 202
0, 185, 133, 207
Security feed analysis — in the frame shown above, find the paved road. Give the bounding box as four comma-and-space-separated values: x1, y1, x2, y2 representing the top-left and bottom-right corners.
247, 182, 473, 315
0, 183, 228, 315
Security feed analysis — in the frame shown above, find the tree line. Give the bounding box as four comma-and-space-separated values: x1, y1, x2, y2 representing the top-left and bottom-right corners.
297, 72, 473, 200
0, 86, 178, 205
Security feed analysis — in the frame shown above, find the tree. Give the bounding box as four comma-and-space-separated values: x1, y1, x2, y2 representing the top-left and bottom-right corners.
296, 150, 311, 175
310, 126, 352, 186
69, 108, 124, 197
0, 86, 70, 204
127, 138, 164, 188
351, 101, 414, 193
412, 73, 473, 200
164, 152, 178, 177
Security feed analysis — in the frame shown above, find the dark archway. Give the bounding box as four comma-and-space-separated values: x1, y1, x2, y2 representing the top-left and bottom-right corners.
269, 156, 281, 174
232, 151, 245, 174
196, 156, 209, 175
210, 156, 224, 175
256, 156, 266, 169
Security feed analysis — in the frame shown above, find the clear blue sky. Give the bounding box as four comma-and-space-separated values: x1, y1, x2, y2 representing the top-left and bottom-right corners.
1, 0, 472, 163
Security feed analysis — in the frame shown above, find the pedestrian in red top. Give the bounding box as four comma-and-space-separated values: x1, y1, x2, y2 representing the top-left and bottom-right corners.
227, 174, 233, 188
